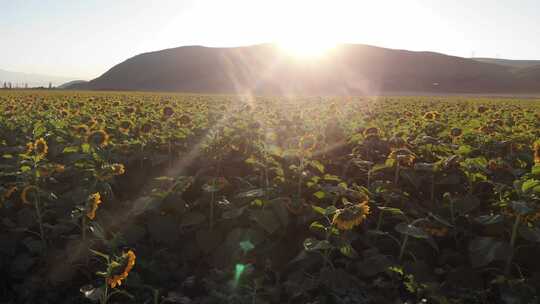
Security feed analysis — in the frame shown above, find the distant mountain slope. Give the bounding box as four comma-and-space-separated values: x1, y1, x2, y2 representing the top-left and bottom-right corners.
58, 80, 88, 89
0, 69, 75, 87
68, 44, 540, 94
473, 58, 540, 69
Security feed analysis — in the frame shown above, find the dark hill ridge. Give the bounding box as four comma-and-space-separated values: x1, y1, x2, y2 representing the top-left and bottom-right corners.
69, 44, 540, 94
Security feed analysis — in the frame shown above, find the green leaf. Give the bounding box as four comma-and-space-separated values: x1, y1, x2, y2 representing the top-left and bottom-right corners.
222, 206, 247, 220
313, 191, 326, 199
310, 160, 325, 173
180, 211, 206, 227
89, 249, 110, 260
81, 143, 91, 153
519, 226, 540, 243
468, 237, 510, 268
303, 238, 332, 251
510, 201, 533, 215
239, 240, 255, 254
339, 244, 359, 258
475, 214, 504, 225
250, 210, 281, 234
236, 189, 265, 199
377, 207, 404, 216
522, 179, 540, 193
394, 222, 429, 239
63, 146, 80, 153
309, 221, 326, 232
532, 165, 540, 176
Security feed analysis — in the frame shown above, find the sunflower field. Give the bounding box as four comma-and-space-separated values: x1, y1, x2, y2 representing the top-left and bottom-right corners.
1, 90, 540, 303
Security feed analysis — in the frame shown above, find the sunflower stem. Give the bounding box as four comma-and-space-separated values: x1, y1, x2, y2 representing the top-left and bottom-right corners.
505, 214, 521, 276
398, 234, 409, 263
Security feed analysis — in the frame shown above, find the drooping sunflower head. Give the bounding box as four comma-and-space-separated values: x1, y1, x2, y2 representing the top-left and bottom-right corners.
140, 122, 152, 134
34, 138, 48, 158
534, 141, 540, 164
332, 201, 370, 231
299, 134, 317, 152
423, 112, 435, 120
4, 185, 18, 200
87, 130, 110, 148
450, 127, 463, 138
477, 105, 489, 114
478, 125, 495, 135
86, 192, 102, 220
75, 124, 90, 137
364, 127, 380, 140
106, 250, 136, 288
389, 136, 407, 151
21, 185, 38, 205
118, 120, 133, 134
389, 148, 416, 167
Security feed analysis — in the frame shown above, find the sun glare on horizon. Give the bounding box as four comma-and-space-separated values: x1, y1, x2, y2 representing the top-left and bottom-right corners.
276, 38, 338, 58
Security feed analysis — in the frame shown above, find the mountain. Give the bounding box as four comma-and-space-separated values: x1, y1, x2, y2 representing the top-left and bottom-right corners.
472, 58, 540, 70
58, 80, 88, 89
68, 44, 540, 94
0, 69, 76, 88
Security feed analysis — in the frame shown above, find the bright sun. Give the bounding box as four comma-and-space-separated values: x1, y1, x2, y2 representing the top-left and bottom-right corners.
276, 38, 337, 58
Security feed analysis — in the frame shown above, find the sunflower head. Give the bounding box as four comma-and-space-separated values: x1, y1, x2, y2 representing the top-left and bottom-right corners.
106, 250, 136, 288
450, 127, 463, 138
478, 125, 495, 135
86, 192, 102, 220
55, 164, 65, 173
332, 201, 370, 231
34, 138, 48, 158
533, 141, 540, 164
118, 120, 133, 134
389, 148, 416, 167
21, 185, 38, 205
299, 134, 317, 152
162, 106, 174, 118
4, 186, 18, 199
423, 111, 435, 120
477, 105, 488, 114
87, 130, 110, 148
140, 122, 152, 134
111, 163, 125, 176
389, 136, 407, 151
364, 127, 380, 140
25, 142, 34, 154
179, 114, 192, 125
75, 124, 90, 137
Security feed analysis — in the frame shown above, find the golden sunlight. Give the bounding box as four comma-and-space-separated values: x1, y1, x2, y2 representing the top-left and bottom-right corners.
276, 38, 337, 58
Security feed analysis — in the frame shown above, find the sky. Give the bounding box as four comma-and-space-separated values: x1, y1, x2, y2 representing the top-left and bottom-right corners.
1, 0, 539, 80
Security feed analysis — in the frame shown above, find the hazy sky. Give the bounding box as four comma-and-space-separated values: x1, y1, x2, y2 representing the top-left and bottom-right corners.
2, 0, 539, 79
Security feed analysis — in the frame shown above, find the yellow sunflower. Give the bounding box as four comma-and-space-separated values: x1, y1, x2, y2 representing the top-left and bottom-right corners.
34, 138, 48, 158
106, 250, 136, 288
364, 127, 380, 140
332, 201, 370, 231
87, 130, 110, 148
4, 185, 18, 199
111, 163, 125, 176
75, 124, 90, 137
534, 141, 540, 165
86, 192, 102, 220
